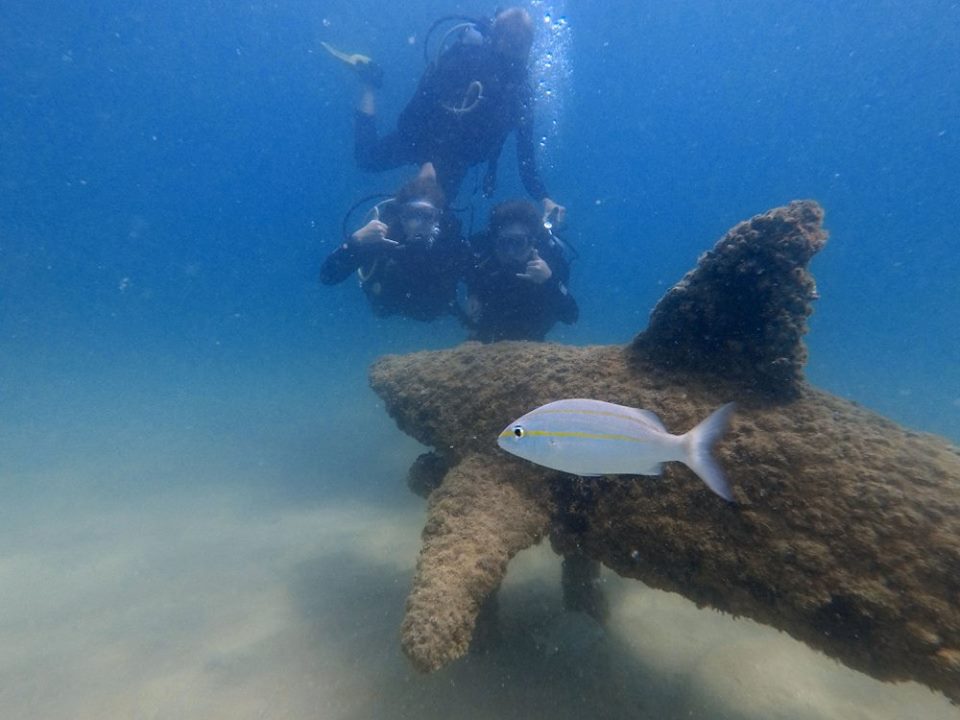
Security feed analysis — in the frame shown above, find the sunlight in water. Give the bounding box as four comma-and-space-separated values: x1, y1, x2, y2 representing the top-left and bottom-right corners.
530, 1, 573, 164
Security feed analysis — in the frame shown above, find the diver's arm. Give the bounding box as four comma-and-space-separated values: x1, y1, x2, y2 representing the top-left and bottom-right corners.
516, 249, 551, 284
319, 221, 395, 285
539, 247, 577, 324
538, 266, 578, 325
542, 197, 567, 226
319, 242, 362, 285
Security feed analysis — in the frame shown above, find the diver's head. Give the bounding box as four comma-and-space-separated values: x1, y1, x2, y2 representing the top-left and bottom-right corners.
490, 199, 541, 266
492, 7, 534, 63
394, 163, 445, 246
399, 199, 441, 246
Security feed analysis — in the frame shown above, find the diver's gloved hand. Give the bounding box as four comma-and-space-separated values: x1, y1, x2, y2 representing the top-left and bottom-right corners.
482, 170, 497, 198
542, 198, 567, 227
350, 220, 398, 248
516, 249, 552, 284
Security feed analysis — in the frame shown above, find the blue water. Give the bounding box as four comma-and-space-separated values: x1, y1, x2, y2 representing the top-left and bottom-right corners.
2, 2, 959, 718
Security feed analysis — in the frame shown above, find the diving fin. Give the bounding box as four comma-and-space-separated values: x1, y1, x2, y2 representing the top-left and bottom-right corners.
321, 41, 383, 88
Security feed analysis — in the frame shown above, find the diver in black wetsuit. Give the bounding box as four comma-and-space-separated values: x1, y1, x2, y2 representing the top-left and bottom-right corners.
342, 7, 566, 219
320, 163, 470, 322
464, 199, 578, 342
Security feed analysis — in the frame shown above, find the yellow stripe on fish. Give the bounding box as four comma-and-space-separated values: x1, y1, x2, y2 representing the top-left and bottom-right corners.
497, 429, 648, 443
526, 407, 665, 428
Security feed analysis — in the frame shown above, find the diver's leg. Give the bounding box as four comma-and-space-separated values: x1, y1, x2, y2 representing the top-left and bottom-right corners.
358, 84, 375, 116
433, 158, 469, 205
354, 111, 417, 171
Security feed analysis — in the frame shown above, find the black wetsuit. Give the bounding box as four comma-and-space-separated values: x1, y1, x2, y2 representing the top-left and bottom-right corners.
355, 40, 548, 203
320, 215, 469, 322
465, 233, 578, 342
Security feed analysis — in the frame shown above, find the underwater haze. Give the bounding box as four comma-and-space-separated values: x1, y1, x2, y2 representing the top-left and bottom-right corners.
2, 1, 959, 718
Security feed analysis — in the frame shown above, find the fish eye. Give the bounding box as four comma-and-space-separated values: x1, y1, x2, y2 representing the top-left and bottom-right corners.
513, 426, 525, 438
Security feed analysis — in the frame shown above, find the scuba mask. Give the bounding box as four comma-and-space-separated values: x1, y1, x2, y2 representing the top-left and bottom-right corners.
495, 230, 534, 265
399, 200, 442, 247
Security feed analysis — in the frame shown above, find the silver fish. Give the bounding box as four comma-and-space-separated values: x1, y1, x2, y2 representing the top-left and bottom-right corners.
497, 399, 736, 501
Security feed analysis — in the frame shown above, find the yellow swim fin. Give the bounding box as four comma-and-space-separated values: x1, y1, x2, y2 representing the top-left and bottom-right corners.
321, 41, 383, 87
321, 41, 372, 66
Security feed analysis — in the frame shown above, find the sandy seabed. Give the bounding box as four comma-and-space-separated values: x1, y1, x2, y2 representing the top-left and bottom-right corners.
1, 477, 957, 720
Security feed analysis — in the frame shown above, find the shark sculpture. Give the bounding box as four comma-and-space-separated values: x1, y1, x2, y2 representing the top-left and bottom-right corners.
369, 201, 960, 702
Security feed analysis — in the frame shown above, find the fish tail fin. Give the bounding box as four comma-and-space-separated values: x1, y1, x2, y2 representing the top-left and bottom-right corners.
683, 403, 736, 502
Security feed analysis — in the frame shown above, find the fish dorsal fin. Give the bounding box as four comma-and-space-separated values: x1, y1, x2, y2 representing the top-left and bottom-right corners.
626, 408, 668, 432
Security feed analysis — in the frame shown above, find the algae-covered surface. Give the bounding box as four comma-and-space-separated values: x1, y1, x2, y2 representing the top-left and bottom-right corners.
369, 203, 960, 704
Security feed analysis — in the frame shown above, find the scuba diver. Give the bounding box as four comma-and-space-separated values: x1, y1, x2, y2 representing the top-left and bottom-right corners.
320, 163, 470, 322
323, 7, 566, 220
464, 199, 578, 342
